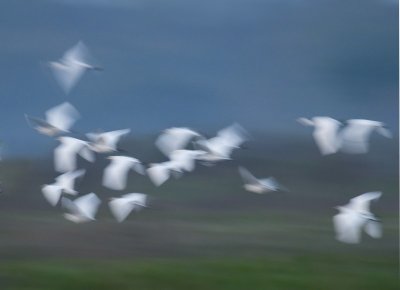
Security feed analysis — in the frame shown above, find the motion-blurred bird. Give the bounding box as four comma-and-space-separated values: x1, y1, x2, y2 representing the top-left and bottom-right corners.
42, 169, 86, 206
147, 149, 205, 186
87, 129, 130, 153
102, 156, 145, 190
25, 102, 80, 136
54, 136, 95, 172
339, 119, 392, 154
297, 117, 342, 155
195, 124, 248, 163
109, 193, 147, 222
49, 41, 102, 94
155, 127, 201, 157
239, 167, 286, 194
333, 191, 382, 244
62, 192, 101, 223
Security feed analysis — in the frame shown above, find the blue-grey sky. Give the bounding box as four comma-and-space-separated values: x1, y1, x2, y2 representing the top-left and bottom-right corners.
0, 0, 398, 156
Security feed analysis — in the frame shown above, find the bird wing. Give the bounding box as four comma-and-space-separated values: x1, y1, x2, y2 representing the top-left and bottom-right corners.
333, 211, 365, 244
50, 62, 86, 94
55, 169, 85, 193
259, 177, 283, 191
339, 121, 377, 154
45, 102, 80, 132
169, 150, 198, 172
74, 193, 101, 220
376, 126, 392, 138
364, 220, 382, 239
312, 118, 341, 155
238, 167, 259, 185
109, 198, 135, 222
54, 141, 79, 173
147, 164, 171, 186
102, 160, 131, 190
155, 128, 199, 157
25, 115, 50, 130
100, 129, 130, 150
42, 185, 63, 206
348, 191, 382, 213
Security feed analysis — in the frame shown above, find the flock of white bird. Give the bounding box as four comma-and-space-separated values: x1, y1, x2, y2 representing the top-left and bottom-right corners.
23, 41, 393, 245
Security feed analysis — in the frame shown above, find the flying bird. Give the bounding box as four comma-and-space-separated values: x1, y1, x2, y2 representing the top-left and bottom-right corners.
49, 41, 102, 94
195, 124, 248, 163
155, 127, 201, 157
102, 156, 145, 190
339, 119, 392, 154
109, 193, 147, 222
333, 191, 382, 244
25, 102, 80, 136
62, 193, 101, 223
87, 129, 130, 153
238, 167, 286, 194
54, 136, 95, 172
147, 149, 205, 186
42, 169, 86, 206
297, 117, 342, 155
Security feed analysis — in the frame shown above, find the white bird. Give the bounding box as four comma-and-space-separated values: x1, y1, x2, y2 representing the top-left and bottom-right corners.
49, 41, 102, 94
54, 136, 95, 173
42, 169, 86, 206
297, 117, 342, 155
195, 124, 248, 163
155, 127, 201, 157
87, 129, 130, 153
333, 191, 382, 244
147, 149, 205, 186
62, 193, 101, 223
102, 156, 145, 190
109, 193, 147, 222
238, 167, 286, 194
26, 102, 80, 136
339, 119, 392, 154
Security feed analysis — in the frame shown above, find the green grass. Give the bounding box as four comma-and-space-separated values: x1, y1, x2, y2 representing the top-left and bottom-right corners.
1, 255, 398, 290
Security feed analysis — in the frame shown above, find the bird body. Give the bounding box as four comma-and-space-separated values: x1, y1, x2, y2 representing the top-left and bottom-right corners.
156, 127, 201, 157
50, 41, 101, 94
26, 102, 80, 136
333, 191, 382, 244
54, 137, 95, 172
102, 156, 144, 190
87, 129, 130, 153
195, 124, 247, 162
239, 167, 284, 194
62, 193, 101, 223
42, 169, 86, 206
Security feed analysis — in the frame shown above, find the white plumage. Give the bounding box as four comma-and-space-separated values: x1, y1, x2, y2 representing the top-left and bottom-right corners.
109, 193, 147, 222
102, 156, 145, 190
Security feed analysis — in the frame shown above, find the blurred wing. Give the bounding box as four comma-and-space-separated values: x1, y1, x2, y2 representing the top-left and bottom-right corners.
54, 143, 77, 173
333, 212, 364, 244
50, 63, 86, 94
74, 193, 101, 220
79, 146, 95, 163
102, 162, 129, 190
349, 191, 382, 213
364, 220, 382, 239
25, 115, 49, 129
147, 164, 170, 186
42, 185, 63, 206
156, 129, 198, 157
132, 162, 146, 175
45, 102, 80, 131
109, 198, 134, 222
238, 167, 259, 185
339, 123, 374, 154
297, 117, 314, 126
259, 177, 282, 191
376, 127, 392, 139
102, 129, 130, 149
